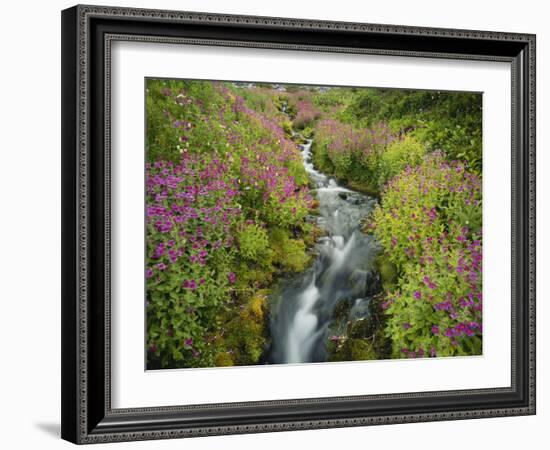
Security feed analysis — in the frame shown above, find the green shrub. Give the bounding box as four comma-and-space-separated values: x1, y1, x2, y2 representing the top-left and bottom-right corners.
237, 224, 270, 262
301, 126, 315, 139
338, 88, 482, 172
286, 158, 310, 187
282, 120, 293, 136
377, 135, 426, 187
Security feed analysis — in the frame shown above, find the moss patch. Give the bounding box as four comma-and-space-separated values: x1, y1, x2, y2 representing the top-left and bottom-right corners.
269, 227, 312, 273
375, 253, 398, 290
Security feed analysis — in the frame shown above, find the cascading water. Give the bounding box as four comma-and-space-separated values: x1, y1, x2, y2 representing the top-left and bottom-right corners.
268, 139, 380, 364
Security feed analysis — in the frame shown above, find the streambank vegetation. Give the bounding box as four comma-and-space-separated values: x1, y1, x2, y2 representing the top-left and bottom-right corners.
145, 80, 482, 369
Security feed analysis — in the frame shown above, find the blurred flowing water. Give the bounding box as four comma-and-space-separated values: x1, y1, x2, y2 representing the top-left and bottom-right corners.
267, 139, 380, 364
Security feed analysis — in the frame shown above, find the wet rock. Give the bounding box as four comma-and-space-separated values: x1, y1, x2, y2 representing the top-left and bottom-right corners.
332, 298, 353, 324
348, 269, 368, 298
364, 270, 382, 297
349, 298, 371, 320
347, 318, 376, 339
338, 192, 348, 200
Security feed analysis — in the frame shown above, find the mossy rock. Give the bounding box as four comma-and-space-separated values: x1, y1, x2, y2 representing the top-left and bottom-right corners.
214, 352, 235, 367
301, 126, 315, 139
364, 270, 382, 297
224, 319, 266, 366
375, 254, 398, 289
292, 134, 308, 145
308, 199, 320, 213
283, 239, 310, 272
247, 289, 269, 322
347, 318, 376, 339
235, 261, 273, 289
332, 298, 352, 323
369, 293, 393, 359
328, 338, 378, 362
345, 180, 381, 198
269, 227, 312, 273
301, 221, 323, 248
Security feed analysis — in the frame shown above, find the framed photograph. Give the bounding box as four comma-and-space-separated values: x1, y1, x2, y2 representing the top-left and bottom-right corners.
61, 4, 536, 444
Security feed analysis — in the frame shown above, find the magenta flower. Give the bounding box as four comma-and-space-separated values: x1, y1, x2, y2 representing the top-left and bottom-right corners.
182, 279, 197, 289
434, 301, 452, 311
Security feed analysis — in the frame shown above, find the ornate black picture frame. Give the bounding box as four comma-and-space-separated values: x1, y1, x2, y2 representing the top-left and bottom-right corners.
61, 4, 536, 444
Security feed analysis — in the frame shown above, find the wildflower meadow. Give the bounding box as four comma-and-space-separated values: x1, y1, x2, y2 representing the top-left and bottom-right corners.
145, 79, 482, 369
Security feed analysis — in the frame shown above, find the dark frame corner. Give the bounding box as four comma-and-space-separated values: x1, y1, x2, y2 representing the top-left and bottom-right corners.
62, 4, 536, 444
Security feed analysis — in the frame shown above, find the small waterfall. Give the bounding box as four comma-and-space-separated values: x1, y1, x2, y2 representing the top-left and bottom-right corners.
284, 279, 320, 363
268, 139, 379, 364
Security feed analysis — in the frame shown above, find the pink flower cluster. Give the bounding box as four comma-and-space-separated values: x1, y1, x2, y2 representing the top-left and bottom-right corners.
293, 99, 321, 129
316, 119, 397, 167
146, 155, 241, 282
373, 152, 483, 358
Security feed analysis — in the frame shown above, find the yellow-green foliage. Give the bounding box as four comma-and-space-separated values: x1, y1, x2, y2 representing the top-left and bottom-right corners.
286, 158, 311, 186
214, 352, 235, 367
282, 120, 293, 137
377, 135, 427, 188
301, 222, 322, 247
247, 291, 268, 322
269, 227, 311, 273
225, 316, 265, 365
301, 126, 315, 139
375, 254, 398, 290
312, 87, 354, 112
212, 290, 269, 367
263, 194, 310, 229
235, 261, 273, 288
237, 224, 270, 263
336, 88, 482, 172
372, 153, 482, 358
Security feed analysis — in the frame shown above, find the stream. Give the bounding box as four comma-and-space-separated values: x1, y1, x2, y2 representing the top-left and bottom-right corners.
267, 138, 380, 364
